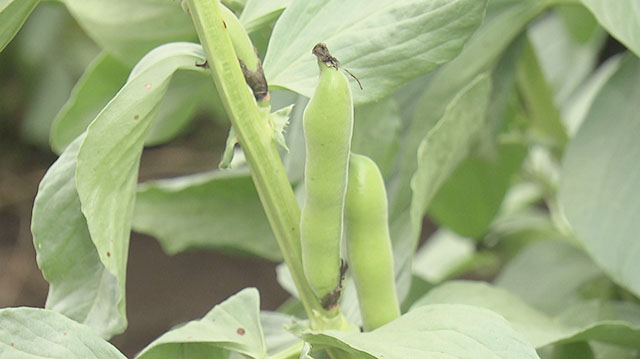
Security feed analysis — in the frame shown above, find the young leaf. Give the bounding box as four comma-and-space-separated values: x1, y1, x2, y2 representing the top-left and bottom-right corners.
0, 307, 126, 359
410, 74, 492, 260
299, 304, 540, 358
414, 281, 640, 349
31, 135, 125, 339
270, 104, 294, 151
559, 54, 640, 299
428, 143, 527, 238
495, 240, 603, 314
578, 0, 640, 57
132, 170, 282, 261
263, 0, 489, 104
0, 0, 38, 53
75, 43, 207, 321
137, 288, 267, 359
239, 0, 290, 33
386, 0, 549, 303
60, 0, 198, 65
50, 52, 130, 154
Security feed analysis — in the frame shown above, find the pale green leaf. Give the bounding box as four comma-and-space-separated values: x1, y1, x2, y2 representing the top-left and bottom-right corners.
578, 0, 640, 57
75, 43, 207, 320
528, 10, 604, 107
428, 143, 527, 238
516, 38, 568, 146
413, 281, 640, 349
386, 0, 549, 302
496, 240, 603, 314
137, 288, 267, 359
132, 170, 282, 261
301, 304, 540, 359
0, 307, 126, 359
50, 52, 130, 154
61, 0, 197, 65
263, 0, 489, 104
239, 0, 289, 33
270, 104, 294, 151
352, 98, 402, 178
31, 135, 124, 339
559, 54, 640, 298
260, 311, 301, 356
413, 229, 475, 283
0, 0, 38, 53
410, 74, 492, 254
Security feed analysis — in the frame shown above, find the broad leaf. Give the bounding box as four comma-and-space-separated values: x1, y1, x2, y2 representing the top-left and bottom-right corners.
261, 311, 301, 356
559, 54, 640, 298
61, 0, 197, 65
263, 0, 489, 104
239, 0, 290, 33
414, 281, 640, 349
137, 288, 267, 359
496, 240, 603, 314
578, 0, 640, 57
0, 0, 38, 53
31, 135, 124, 338
300, 304, 540, 358
386, 0, 549, 302
75, 43, 207, 328
412, 229, 475, 283
133, 170, 281, 261
428, 143, 527, 238
0, 307, 125, 359
352, 98, 402, 178
410, 74, 492, 266
50, 52, 130, 154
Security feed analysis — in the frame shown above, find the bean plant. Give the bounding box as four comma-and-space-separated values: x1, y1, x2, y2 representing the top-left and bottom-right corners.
1, 0, 640, 358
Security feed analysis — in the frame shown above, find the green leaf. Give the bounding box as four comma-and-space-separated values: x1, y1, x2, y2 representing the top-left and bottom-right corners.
413, 281, 640, 349
239, 0, 289, 33
412, 229, 475, 283
562, 54, 621, 137
300, 304, 540, 358
60, 0, 198, 65
558, 54, 640, 298
75, 43, 207, 325
495, 240, 603, 314
0, 307, 126, 359
260, 311, 300, 356
578, 0, 640, 57
428, 143, 527, 238
132, 170, 282, 261
0, 0, 38, 53
516, 38, 568, 147
31, 135, 125, 339
144, 69, 211, 146
263, 0, 489, 104
352, 98, 402, 178
410, 74, 492, 255
137, 288, 267, 359
50, 52, 130, 154
270, 104, 294, 151
528, 9, 604, 107
386, 0, 549, 302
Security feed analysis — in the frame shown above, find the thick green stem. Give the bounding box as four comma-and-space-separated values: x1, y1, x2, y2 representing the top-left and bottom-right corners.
186, 0, 334, 327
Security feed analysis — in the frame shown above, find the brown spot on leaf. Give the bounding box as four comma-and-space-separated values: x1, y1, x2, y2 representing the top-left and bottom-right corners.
223, 20, 227, 29
134, 114, 139, 120
106, 251, 111, 258
63, 332, 67, 336
236, 328, 245, 335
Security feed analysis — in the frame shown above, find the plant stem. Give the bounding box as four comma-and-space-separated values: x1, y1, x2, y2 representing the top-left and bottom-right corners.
186, 0, 331, 327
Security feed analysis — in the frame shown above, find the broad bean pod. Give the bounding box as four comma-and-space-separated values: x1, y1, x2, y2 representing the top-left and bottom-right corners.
345, 153, 400, 330
301, 44, 354, 307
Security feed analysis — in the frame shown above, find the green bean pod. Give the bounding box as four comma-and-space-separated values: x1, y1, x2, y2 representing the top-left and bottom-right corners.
301, 44, 353, 305
345, 153, 400, 331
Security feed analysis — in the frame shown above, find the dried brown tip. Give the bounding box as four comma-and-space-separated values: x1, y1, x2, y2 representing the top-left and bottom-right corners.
312, 43, 340, 69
